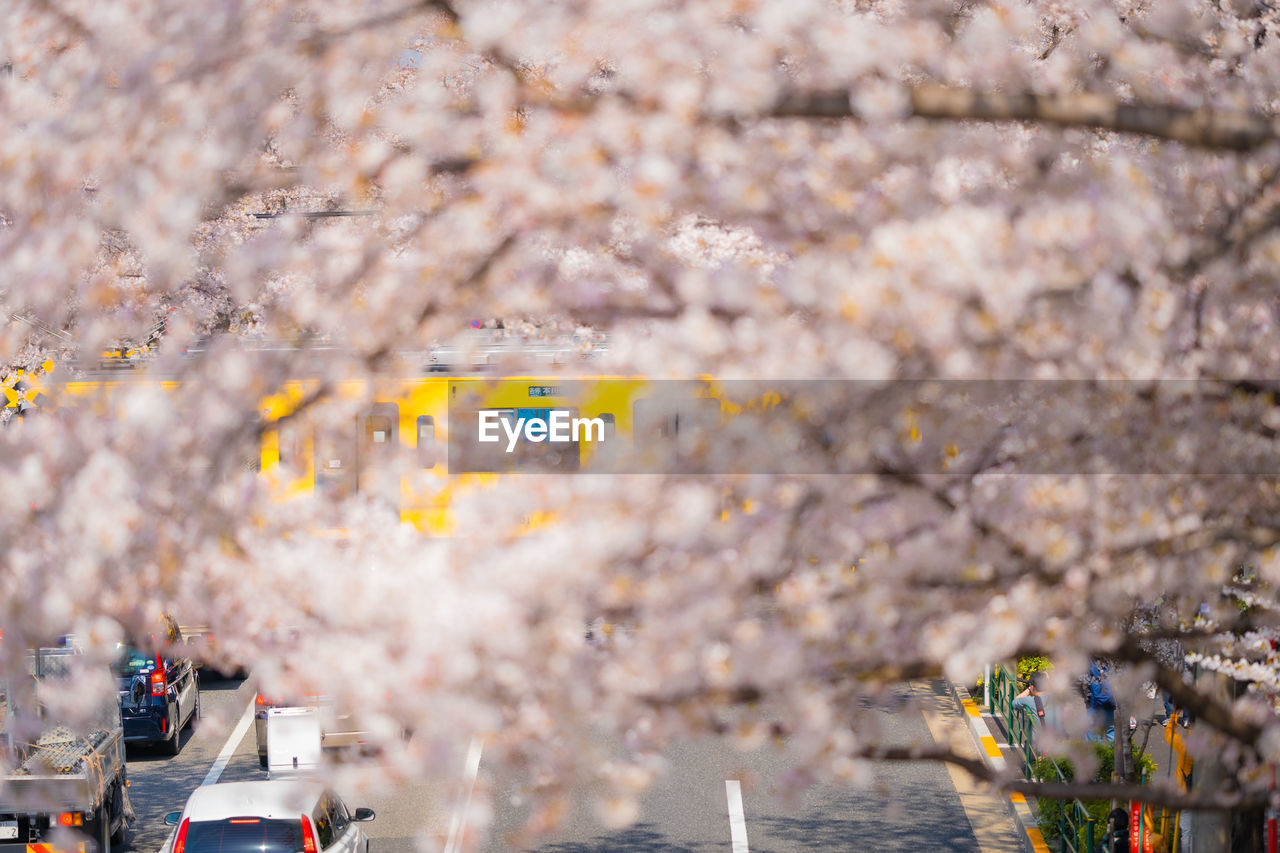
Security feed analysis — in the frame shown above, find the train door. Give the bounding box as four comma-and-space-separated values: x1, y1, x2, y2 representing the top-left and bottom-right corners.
357, 403, 400, 511
314, 419, 356, 500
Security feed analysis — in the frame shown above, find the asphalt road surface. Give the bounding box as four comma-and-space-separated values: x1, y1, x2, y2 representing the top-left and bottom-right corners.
121, 676, 1021, 852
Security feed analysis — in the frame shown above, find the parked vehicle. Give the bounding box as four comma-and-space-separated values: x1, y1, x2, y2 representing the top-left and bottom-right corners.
160, 780, 375, 853
0, 645, 135, 851
114, 617, 199, 754
178, 625, 249, 680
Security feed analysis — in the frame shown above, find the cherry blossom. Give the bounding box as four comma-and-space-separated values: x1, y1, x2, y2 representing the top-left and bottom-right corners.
5, 0, 1280, 841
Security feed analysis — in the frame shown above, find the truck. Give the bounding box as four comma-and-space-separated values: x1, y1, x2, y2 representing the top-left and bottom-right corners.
0, 646, 134, 852
254, 693, 365, 769
264, 706, 322, 780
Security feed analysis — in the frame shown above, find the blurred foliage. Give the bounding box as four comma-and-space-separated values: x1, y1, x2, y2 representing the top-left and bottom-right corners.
1034, 741, 1158, 845
1017, 655, 1053, 682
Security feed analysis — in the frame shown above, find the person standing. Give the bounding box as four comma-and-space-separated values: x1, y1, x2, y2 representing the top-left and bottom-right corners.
1084, 660, 1117, 742
1012, 672, 1047, 720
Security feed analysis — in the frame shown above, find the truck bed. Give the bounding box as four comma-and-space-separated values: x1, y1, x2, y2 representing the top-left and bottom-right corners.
2, 727, 123, 812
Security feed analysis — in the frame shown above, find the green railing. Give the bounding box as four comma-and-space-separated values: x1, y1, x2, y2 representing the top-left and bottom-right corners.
989, 665, 1098, 853
990, 665, 1038, 778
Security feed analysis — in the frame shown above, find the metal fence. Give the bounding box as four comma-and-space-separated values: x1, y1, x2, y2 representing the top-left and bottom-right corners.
989, 664, 1098, 853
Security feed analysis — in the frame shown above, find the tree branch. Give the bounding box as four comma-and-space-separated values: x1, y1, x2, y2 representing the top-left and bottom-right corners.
1004, 779, 1267, 812
770, 84, 1280, 151
31, 0, 95, 45
1178, 164, 1280, 278
415, 232, 519, 328
865, 745, 1269, 810
873, 461, 1066, 588
637, 663, 945, 712
300, 0, 455, 52
861, 745, 994, 782
1114, 633, 1265, 747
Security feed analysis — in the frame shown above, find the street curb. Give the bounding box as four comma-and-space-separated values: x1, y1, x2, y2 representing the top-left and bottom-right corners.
946, 680, 1050, 853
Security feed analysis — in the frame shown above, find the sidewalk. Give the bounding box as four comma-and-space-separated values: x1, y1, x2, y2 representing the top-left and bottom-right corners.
910, 681, 1028, 853
947, 681, 1051, 853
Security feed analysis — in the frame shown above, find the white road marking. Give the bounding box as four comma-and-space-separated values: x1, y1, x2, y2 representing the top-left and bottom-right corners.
726, 779, 750, 853
202, 700, 255, 786
444, 737, 484, 853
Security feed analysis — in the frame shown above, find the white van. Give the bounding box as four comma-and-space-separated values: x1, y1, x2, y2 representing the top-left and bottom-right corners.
265, 706, 322, 780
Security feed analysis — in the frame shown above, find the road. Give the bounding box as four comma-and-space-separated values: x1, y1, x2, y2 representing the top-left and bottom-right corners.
121, 677, 1021, 852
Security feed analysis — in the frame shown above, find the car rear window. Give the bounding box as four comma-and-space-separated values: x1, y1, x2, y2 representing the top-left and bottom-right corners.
112, 646, 152, 678
180, 818, 305, 852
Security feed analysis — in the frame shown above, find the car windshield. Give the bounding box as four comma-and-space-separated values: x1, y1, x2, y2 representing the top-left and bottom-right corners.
111, 646, 152, 678
180, 818, 305, 852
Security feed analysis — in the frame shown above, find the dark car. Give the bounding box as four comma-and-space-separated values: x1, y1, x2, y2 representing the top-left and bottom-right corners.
114, 619, 200, 755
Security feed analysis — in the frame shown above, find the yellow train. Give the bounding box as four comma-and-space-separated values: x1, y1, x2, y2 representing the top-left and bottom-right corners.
7, 332, 831, 541
255, 374, 657, 533
9, 361, 738, 533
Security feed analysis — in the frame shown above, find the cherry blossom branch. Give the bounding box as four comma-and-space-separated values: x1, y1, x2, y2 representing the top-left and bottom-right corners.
860, 745, 991, 781
1113, 633, 1265, 747
865, 747, 1267, 810
414, 232, 520, 328
1036, 24, 1073, 61
637, 662, 947, 712
30, 0, 95, 45
1108, 525, 1280, 559
1131, 620, 1274, 641
869, 465, 1269, 748
430, 157, 479, 175
872, 462, 1065, 587
300, 0, 457, 51
770, 84, 1280, 151
1123, 19, 1217, 60
1002, 779, 1267, 812
1178, 165, 1280, 280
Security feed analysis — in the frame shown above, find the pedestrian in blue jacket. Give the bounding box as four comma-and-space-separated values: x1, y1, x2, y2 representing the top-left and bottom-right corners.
1084, 661, 1116, 742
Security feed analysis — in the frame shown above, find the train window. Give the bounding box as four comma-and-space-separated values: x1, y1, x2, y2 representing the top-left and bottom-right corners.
365, 415, 391, 445
511, 408, 580, 472
360, 404, 398, 451
600, 413, 616, 440
456, 408, 581, 472
417, 416, 436, 468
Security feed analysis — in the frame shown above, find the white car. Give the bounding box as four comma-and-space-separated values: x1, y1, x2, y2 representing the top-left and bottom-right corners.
161, 780, 374, 853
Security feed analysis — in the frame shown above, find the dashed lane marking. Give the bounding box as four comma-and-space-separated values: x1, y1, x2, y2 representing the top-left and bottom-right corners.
202, 699, 255, 786
980, 736, 1002, 759
726, 780, 750, 853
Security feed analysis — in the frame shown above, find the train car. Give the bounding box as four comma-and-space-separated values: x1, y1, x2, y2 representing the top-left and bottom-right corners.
256, 374, 673, 534
8, 346, 753, 535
